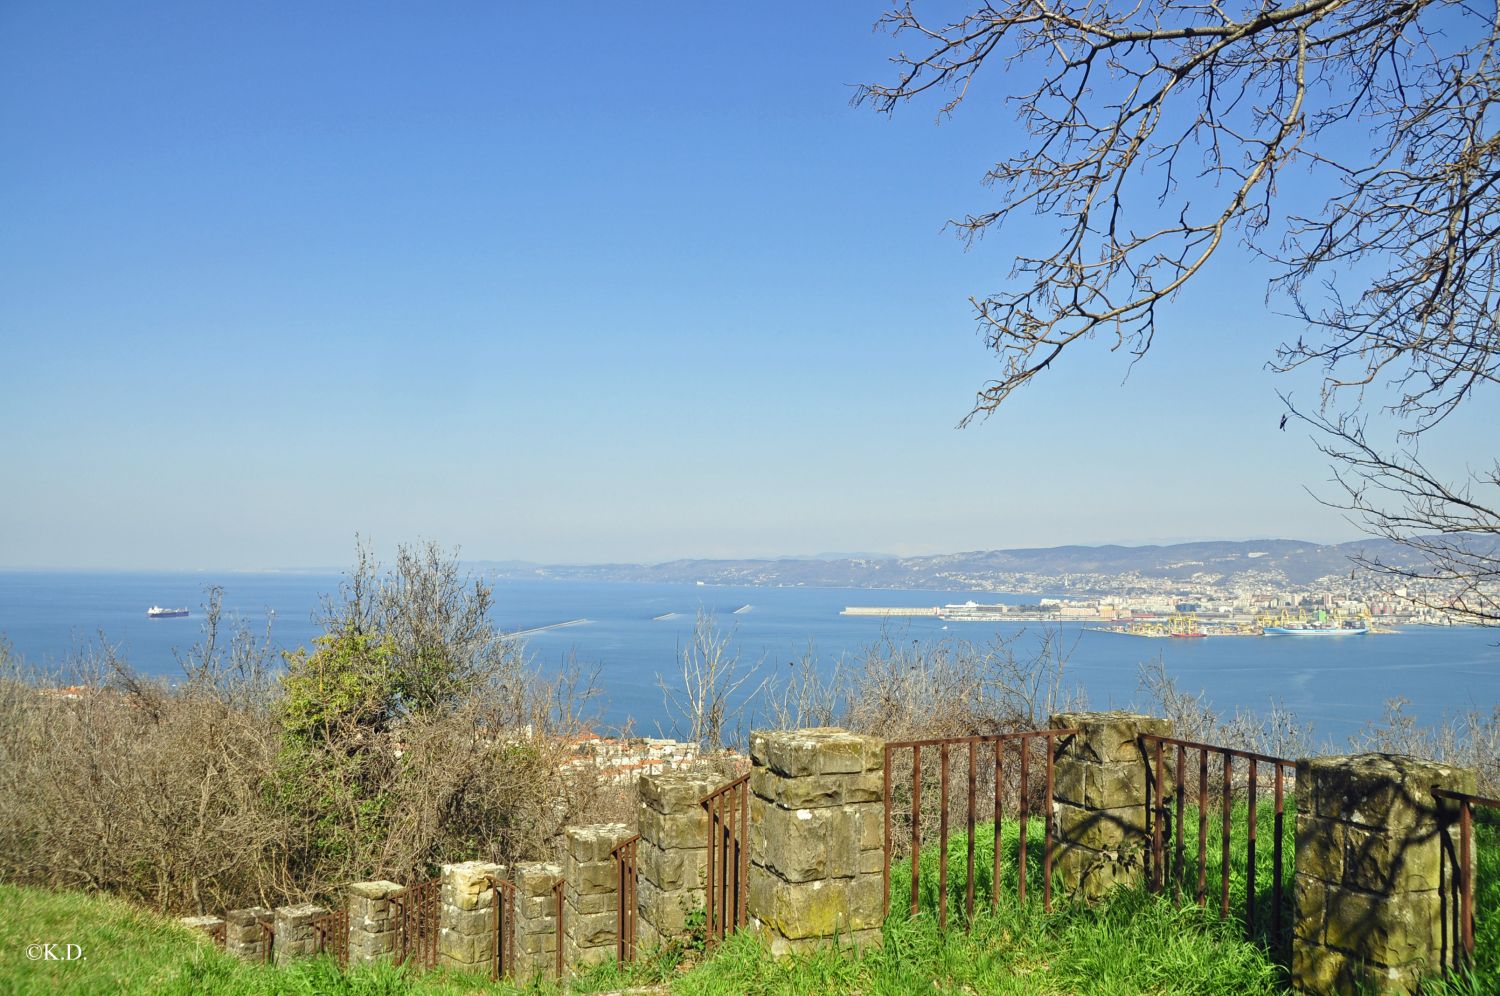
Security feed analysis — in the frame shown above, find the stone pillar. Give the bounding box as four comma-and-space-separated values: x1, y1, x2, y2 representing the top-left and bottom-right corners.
562, 823, 634, 972
437, 860, 506, 973
512, 861, 564, 980
272, 903, 329, 966
746, 727, 884, 957
1049, 710, 1172, 898
637, 769, 716, 949
346, 880, 404, 965
223, 906, 273, 962
1292, 753, 1476, 994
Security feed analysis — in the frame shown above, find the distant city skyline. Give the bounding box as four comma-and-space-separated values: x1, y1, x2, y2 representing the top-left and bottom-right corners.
3, 3, 1493, 570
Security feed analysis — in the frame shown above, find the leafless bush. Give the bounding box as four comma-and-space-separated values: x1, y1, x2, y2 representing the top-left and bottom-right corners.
1352, 698, 1500, 796
1135, 656, 1316, 762
657, 610, 765, 751
843, 626, 1083, 742
763, 642, 844, 731
0, 552, 620, 915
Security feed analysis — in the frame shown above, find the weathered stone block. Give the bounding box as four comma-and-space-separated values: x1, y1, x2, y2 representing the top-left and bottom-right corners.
1298, 754, 1476, 830
272, 903, 328, 966
1295, 813, 1345, 885
1293, 874, 1326, 944
1055, 800, 1148, 851
639, 840, 707, 891
639, 805, 709, 849
1342, 824, 1442, 895
750, 728, 882, 779
639, 771, 719, 814
756, 803, 869, 883
748, 873, 883, 940
751, 766, 884, 809
224, 906, 273, 928
1053, 840, 1143, 898
1050, 711, 1170, 764
437, 929, 493, 967
566, 823, 633, 862
440, 861, 505, 912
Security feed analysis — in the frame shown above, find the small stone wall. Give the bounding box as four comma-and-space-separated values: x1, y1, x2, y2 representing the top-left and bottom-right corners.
223, 906, 273, 962
746, 727, 884, 956
437, 860, 505, 973
272, 903, 328, 965
1050, 710, 1173, 898
346, 880, 403, 965
563, 823, 634, 971
512, 861, 564, 980
1292, 753, 1477, 994
637, 769, 716, 949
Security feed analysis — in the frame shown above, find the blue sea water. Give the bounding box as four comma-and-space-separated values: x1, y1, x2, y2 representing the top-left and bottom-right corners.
0, 570, 1495, 747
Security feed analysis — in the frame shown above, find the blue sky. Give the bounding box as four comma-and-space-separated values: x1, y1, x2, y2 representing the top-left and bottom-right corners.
1, 2, 1490, 569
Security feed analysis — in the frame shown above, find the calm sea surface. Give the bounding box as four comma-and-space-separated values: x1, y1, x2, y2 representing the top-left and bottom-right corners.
0, 571, 1495, 746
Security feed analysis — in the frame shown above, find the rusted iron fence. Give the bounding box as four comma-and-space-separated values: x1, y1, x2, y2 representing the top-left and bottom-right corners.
207, 920, 227, 948
310, 906, 349, 968
483, 874, 517, 981
551, 879, 566, 980
1139, 733, 1296, 951
701, 772, 750, 947
611, 835, 641, 965
1433, 786, 1500, 974
883, 728, 1078, 927
393, 877, 440, 969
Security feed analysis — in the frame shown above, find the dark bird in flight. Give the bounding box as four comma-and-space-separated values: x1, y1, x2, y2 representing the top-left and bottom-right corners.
1279, 413, 1289, 431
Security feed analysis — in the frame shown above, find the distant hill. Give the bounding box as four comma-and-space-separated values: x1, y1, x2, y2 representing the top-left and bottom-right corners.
472, 538, 1426, 592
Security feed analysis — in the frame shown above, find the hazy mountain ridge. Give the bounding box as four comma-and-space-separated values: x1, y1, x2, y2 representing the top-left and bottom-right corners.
474, 539, 1424, 591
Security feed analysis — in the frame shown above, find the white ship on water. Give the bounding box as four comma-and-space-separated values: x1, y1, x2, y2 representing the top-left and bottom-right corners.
146, 606, 189, 618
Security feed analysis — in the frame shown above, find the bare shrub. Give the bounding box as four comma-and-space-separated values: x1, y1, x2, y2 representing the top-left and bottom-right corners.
843, 626, 1083, 742
657, 610, 765, 751
1135, 656, 1316, 762
0, 547, 617, 915
1353, 698, 1500, 796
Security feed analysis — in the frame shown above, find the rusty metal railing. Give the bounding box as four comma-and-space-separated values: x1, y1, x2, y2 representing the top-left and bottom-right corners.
610, 835, 641, 964
393, 876, 440, 969
1140, 734, 1295, 950
1433, 786, 1500, 973
309, 906, 349, 969
482, 874, 517, 981
701, 773, 750, 947
552, 878, 566, 979
883, 728, 1079, 925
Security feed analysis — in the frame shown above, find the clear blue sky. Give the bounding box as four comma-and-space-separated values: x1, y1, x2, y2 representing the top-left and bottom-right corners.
1, 2, 1490, 569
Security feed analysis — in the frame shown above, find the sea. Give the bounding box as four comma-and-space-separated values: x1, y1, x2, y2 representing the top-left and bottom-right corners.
0, 570, 1495, 748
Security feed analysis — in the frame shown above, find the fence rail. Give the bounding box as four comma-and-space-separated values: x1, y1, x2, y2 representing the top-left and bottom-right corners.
610, 835, 641, 965
701, 773, 750, 947
482, 875, 517, 982
309, 907, 349, 968
1433, 786, 1500, 972
393, 877, 439, 969
1139, 733, 1295, 951
883, 728, 1078, 926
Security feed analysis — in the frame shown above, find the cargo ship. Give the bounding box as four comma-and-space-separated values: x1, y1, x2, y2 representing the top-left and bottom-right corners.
1263, 623, 1367, 636
146, 606, 189, 618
